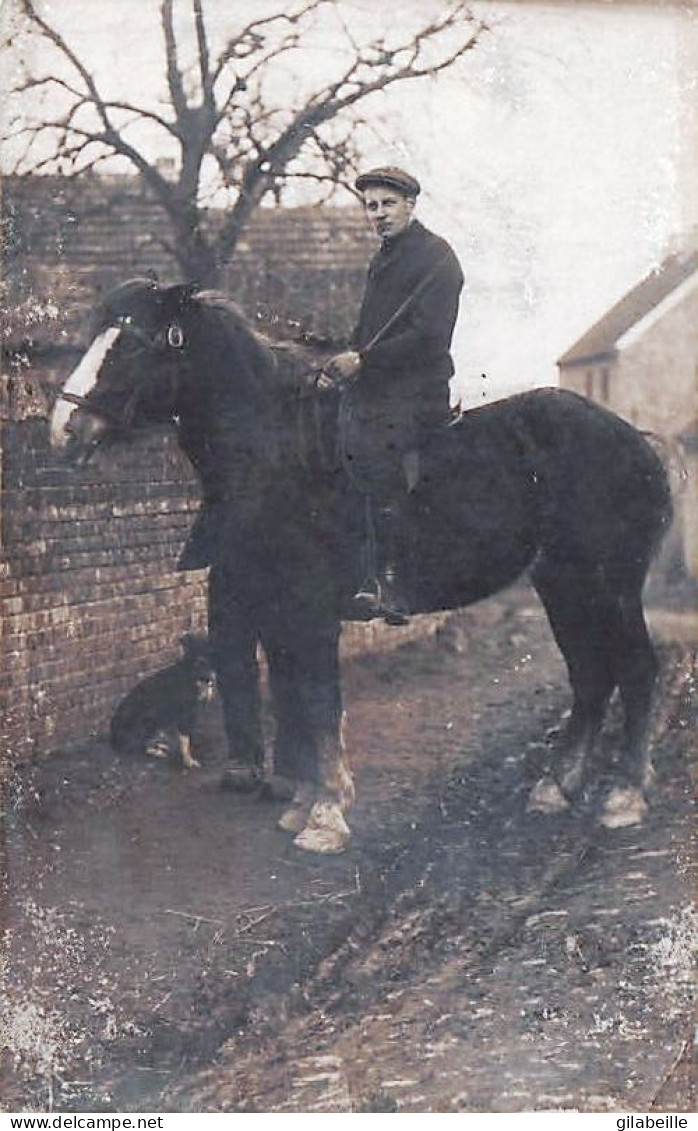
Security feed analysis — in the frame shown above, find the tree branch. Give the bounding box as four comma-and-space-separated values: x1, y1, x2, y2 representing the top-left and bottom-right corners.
211, 0, 330, 85
161, 0, 189, 121
17, 0, 113, 136
193, 0, 213, 100
8, 0, 486, 286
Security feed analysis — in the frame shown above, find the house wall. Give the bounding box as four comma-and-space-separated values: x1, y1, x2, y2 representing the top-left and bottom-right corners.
558, 360, 617, 412
613, 278, 698, 436
684, 452, 698, 577
607, 282, 698, 582
559, 280, 698, 583
558, 275, 698, 437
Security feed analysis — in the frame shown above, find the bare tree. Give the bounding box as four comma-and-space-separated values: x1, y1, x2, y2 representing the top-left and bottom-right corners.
2, 0, 486, 285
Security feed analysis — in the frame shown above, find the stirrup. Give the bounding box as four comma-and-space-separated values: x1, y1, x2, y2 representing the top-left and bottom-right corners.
350, 575, 410, 627
354, 576, 382, 604
346, 578, 382, 622
379, 565, 410, 627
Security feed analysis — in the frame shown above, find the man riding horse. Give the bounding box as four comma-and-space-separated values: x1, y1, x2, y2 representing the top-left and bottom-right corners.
50, 264, 672, 846
324, 166, 464, 624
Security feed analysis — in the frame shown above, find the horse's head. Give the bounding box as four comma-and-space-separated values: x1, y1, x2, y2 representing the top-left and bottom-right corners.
50, 279, 202, 463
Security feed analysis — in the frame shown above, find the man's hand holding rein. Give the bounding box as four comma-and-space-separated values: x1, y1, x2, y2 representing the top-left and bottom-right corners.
318, 350, 363, 390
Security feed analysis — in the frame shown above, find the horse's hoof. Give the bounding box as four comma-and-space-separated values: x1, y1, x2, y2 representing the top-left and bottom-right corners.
294, 801, 351, 854
278, 784, 316, 834
220, 765, 263, 793
600, 786, 648, 829
278, 805, 312, 834
560, 765, 584, 798
527, 776, 570, 815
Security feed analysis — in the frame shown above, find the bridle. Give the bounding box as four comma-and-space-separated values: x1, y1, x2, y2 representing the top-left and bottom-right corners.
55, 316, 186, 430
55, 388, 122, 424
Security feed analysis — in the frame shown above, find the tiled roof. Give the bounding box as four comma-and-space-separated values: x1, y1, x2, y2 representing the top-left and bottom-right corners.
558, 247, 698, 367
1, 174, 374, 351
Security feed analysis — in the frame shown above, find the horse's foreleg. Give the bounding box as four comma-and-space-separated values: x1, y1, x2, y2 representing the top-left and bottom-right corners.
208, 565, 265, 790
293, 715, 354, 854
286, 626, 354, 855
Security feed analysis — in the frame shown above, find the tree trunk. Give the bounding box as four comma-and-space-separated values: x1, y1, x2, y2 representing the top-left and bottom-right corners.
168, 200, 221, 287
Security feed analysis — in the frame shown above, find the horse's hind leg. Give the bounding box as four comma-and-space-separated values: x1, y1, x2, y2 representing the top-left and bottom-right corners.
600, 588, 658, 829
530, 558, 618, 812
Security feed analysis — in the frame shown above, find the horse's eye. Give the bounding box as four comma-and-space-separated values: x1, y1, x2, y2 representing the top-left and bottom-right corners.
167, 323, 185, 349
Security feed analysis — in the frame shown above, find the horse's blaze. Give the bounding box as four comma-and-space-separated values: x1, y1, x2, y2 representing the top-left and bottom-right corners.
50, 326, 121, 451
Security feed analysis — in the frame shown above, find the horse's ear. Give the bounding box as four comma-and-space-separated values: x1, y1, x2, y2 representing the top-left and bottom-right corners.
164, 283, 200, 310
93, 277, 160, 331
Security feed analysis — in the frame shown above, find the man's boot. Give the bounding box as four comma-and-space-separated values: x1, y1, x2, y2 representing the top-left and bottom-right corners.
377, 503, 412, 625
351, 502, 411, 626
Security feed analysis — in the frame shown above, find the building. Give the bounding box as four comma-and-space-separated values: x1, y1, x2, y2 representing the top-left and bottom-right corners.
557, 248, 698, 581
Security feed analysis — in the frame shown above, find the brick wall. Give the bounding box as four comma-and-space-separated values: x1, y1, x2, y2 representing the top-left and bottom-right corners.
222, 207, 374, 342
0, 417, 207, 766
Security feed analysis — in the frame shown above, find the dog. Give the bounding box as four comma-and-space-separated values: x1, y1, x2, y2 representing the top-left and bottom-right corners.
109, 633, 216, 769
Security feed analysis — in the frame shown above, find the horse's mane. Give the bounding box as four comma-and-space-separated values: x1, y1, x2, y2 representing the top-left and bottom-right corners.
194, 290, 332, 396
194, 289, 263, 338
91, 281, 332, 401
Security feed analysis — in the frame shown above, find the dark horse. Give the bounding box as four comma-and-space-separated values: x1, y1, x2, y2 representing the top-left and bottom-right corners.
50, 280, 673, 854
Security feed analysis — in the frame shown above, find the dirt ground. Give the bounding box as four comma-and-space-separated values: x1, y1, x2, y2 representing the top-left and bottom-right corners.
0, 590, 695, 1113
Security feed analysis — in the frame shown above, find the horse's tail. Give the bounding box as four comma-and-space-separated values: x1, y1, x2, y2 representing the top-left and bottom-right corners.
517, 389, 676, 569
639, 430, 689, 498
631, 427, 677, 567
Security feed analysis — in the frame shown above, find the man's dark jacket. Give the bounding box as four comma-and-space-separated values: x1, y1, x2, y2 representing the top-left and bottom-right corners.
179, 217, 463, 571
349, 218, 464, 441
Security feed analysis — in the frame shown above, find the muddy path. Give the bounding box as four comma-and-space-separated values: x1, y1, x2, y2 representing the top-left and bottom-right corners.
0, 595, 695, 1112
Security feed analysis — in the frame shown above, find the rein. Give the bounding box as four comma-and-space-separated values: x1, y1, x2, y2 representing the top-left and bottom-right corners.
288, 374, 370, 494
55, 387, 128, 429
57, 389, 99, 412
293, 378, 335, 472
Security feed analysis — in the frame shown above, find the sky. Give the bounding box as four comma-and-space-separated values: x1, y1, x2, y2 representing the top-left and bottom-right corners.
1, 0, 696, 403
368, 0, 695, 401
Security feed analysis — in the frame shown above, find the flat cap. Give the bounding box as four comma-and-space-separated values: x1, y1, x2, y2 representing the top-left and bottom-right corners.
355, 166, 421, 198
